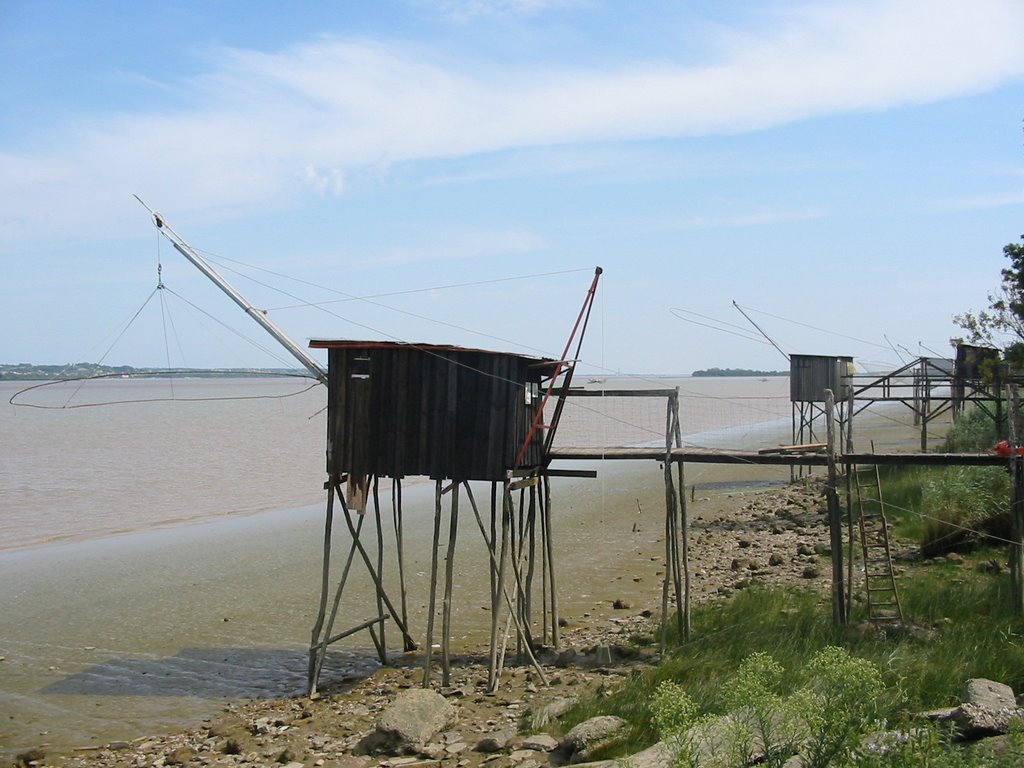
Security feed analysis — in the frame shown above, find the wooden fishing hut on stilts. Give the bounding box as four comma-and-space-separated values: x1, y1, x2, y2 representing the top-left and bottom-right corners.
790, 354, 855, 455
133, 205, 686, 693
306, 269, 604, 695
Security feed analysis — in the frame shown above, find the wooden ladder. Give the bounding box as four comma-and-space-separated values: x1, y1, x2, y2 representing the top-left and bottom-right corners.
854, 465, 904, 623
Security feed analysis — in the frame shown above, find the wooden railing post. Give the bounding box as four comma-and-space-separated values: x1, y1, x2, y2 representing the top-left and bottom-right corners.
825, 389, 847, 626
1009, 385, 1023, 614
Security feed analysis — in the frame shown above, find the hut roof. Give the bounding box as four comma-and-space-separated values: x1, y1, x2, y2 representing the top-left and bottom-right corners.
309, 339, 555, 366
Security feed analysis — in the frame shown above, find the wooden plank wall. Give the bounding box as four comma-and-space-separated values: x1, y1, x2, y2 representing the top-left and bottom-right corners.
327, 347, 545, 481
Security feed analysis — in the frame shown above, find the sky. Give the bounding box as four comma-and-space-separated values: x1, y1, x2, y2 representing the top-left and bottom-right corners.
2, 0, 1023, 377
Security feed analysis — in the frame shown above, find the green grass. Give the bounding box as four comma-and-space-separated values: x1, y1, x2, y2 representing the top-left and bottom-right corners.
873, 464, 1010, 557
552, 558, 1024, 761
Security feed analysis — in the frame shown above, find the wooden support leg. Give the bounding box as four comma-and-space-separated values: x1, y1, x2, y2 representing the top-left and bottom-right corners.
423, 480, 443, 687
392, 478, 410, 638
487, 482, 511, 691
523, 485, 537, 650
467, 481, 547, 691
337, 491, 418, 651
308, 481, 336, 696
441, 484, 460, 686
677, 460, 690, 640
543, 475, 560, 648
372, 477, 386, 655
311, 510, 366, 690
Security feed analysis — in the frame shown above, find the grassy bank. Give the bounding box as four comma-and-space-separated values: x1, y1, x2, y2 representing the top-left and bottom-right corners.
552, 551, 1024, 762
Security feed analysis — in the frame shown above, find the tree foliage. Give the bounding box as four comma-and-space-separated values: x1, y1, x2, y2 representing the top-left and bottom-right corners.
953, 236, 1024, 367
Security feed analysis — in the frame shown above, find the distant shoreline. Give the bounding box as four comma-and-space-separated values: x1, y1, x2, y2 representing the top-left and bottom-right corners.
0, 362, 307, 381
691, 367, 789, 377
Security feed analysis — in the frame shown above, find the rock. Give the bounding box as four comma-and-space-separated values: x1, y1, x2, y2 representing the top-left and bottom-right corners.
475, 727, 518, 752
520, 733, 558, 752
594, 645, 613, 665
566, 740, 671, 768
796, 543, 815, 556
165, 745, 197, 765
612, 599, 631, 610
15, 748, 45, 766
530, 697, 577, 729
962, 678, 1016, 710
801, 566, 820, 579
951, 702, 1024, 739
356, 688, 458, 755
769, 553, 786, 566
559, 715, 627, 762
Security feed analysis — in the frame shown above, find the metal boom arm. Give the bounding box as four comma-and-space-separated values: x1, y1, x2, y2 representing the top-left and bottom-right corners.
135, 196, 328, 386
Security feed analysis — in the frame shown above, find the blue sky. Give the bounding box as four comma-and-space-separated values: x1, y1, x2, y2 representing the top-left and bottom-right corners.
3, 0, 1023, 376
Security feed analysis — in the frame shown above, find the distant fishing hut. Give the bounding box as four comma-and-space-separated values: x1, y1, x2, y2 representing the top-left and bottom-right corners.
790, 353, 854, 449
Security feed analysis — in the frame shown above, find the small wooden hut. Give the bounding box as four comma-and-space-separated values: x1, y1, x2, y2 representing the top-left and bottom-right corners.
309, 340, 551, 482
305, 340, 562, 694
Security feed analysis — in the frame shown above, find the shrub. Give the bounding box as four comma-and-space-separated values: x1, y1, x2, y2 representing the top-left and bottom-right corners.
920, 466, 1009, 557
650, 647, 889, 768
945, 404, 999, 453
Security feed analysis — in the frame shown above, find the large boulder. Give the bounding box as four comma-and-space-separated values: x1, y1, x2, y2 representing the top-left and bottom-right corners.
558, 715, 627, 763
951, 679, 1024, 740
962, 679, 1016, 710
356, 689, 458, 755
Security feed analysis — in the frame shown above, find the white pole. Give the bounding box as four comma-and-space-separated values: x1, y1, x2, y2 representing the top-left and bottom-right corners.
135, 196, 329, 386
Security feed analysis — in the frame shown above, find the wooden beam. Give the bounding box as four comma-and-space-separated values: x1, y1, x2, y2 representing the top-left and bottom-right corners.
542, 468, 598, 478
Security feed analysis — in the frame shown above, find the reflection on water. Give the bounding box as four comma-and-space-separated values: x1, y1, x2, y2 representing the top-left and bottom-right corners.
42, 647, 377, 699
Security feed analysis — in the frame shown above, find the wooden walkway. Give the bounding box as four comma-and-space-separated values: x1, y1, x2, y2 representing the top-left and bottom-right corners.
548, 446, 1004, 467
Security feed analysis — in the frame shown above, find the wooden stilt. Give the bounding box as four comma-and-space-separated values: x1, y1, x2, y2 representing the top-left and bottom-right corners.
392, 477, 410, 637
660, 398, 675, 651
514, 486, 525, 661
543, 474, 560, 648
311, 491, 368, 690
824, 389, 847, 627
423, 479, 443, 687
677, 459, 690, 640
486, 481, 511, 691
659, 486, 671, 654
489, 482, 498, 628
337, 495, 417, 651
1009, 385, 1024, 613
523, 484, 537, 650
308, 480, 336, 695
466, 481, 547, 690
670, 391, 690, 640
441, 483, 460, 686
372, 476, 386, 655
540, 487, 548, 646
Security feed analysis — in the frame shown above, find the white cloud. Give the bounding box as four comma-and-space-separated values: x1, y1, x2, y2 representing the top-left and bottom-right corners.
3, 0, 1023, 249
304, 164, 345, 196
436, 0, 582, 21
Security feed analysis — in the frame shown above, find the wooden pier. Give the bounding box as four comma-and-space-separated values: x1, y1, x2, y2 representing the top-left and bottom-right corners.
550, 446, 1005, 467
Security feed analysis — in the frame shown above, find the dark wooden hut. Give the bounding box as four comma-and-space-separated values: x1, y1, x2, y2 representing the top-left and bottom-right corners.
308, 340, 554, 482
790, 353, 854, 403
